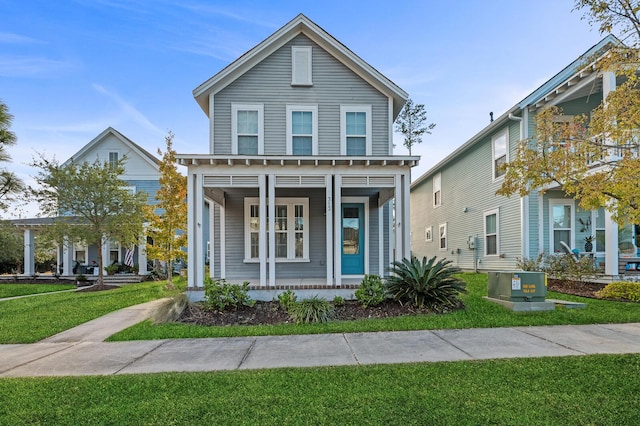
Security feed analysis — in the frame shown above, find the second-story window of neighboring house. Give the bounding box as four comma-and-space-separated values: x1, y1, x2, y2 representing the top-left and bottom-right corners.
108, 152, 118, 168
439, 223, 447, 251
492, 129, 508, 179
484, 209, 499, 256
232, 104, 264, 155
433, 172, 441, 207
341, 105, 371, 156
287, 105, 317, 155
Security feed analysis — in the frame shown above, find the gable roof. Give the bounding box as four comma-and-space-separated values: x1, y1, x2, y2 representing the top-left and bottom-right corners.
63, 127, 159, 170
193, 13, 409, 118
411, 35, 621, 189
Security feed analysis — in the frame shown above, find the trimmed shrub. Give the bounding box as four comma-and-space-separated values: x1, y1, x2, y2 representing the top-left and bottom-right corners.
276, 289, 297, 310
517, 253, 597, 283
288, 295, 334, 324
386, 256, 466, 308
203, 277, 255, 311
333, 295, 345, 307
355, 274, 386, 307
595, 281, 640, 302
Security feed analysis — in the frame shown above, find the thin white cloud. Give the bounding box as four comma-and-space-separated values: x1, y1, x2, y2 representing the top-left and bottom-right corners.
0, 56, 75, 78
93, 84, 165, 136
0, 32, 44, 44
176, 2, 277, 29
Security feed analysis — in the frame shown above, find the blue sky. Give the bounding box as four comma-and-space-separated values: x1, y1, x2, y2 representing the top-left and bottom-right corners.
1, 0, 605, 218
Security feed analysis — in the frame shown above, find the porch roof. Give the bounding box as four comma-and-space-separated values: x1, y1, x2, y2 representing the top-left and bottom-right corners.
175, 155, 419, 168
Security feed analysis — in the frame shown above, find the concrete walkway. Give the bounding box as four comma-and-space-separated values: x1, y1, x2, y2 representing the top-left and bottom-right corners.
2, 301, 640, 377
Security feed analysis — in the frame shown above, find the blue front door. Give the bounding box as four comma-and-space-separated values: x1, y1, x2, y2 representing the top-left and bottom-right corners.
342, 203, 364, 275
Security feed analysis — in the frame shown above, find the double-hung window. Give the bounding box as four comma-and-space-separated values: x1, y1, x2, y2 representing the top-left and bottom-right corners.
492, 129, 508, 179
484, 209, 499, 256
549, 200, 574, 253
244, 197, 309, 261
232, 104, 264, 155
433, 173, 442, 207
286, 105, 317, 155
439, 223, 447, 251
340, 105, 371, 156
108, 152, 119, 168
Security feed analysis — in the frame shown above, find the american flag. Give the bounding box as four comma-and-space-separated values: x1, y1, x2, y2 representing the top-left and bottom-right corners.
124, 248, 135, 267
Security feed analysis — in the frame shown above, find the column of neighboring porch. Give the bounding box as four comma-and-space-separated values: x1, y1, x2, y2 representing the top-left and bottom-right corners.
137, 232, 148, 276
259, 174, 267, 287
268, 174, 275, 287
334, 174, 342, 287
394, 173, 403, 262
62, 238, 73, 276
326, 175, 333, 286
602, 70, 618, 276
23, 229, 35, 276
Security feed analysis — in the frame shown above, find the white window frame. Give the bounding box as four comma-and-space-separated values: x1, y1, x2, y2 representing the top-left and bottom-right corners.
439, 223, 447, 251
291, 46, 312, 86
108, 151, 119, 168
492, 129, 508, 180
244, 197, 310, 262
286, 105, 318, 155
549, 199, 575, 253
232, 103, 264, 155
433, 172, 442, 207
340, 105, 372, 156
425, 226, 433, 242
484, 208, 500, 256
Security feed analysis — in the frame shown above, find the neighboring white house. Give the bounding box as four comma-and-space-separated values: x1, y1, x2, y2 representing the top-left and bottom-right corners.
16, 127, 160, 277
410, 34, 634, 278
177, 14, 418, 300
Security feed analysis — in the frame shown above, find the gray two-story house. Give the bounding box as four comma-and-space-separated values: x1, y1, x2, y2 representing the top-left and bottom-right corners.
178, 14, 417, 299
410, 35, 630, 277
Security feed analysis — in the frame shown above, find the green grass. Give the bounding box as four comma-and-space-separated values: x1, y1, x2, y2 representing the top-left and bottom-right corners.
0, 283, 76, 298
109, 273, 640, 341
1, 354, 638, 425
0, 280, 184, 344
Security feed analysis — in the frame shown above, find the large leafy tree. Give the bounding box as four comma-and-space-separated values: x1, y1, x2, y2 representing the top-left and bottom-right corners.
497, 0, 640, 224
0, 220, 22, 273
145, 132, 187, 287
0, 100, 24, 211
394, 98, 436, 155
30, 154, 147, 284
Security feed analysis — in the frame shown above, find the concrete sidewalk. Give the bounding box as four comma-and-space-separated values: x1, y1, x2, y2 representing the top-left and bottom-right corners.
2, 302, 640, 377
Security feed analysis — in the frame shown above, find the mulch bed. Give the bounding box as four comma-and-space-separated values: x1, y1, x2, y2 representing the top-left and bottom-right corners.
177, 299, 465, 327
546, 278, 608, 299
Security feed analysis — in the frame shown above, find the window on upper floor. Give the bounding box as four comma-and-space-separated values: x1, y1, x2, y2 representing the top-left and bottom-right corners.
492, 129, 508, 179
439, 223, 447, 251
425, 226, 433, 242
232, 104, 264, 155
484, 209, 499, 256
291, 46, 312, 86
108, 152, 119, 168
286, 105, 318, 155
244, 197, 309, 262
341, 105, 371, 156
433, 172, 441, 207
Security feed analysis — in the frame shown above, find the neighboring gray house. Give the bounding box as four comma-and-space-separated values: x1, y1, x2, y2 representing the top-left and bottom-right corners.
411, 35, 630, 277
177, 14, 417, 299
18, 127, 160, 277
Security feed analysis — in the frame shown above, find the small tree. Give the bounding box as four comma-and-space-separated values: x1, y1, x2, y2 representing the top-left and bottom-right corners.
0, 100, 24, 211
30, 154, 147, 285
0, 220, 22, 273
145, 132, 187, 287
394, 98, 435, 155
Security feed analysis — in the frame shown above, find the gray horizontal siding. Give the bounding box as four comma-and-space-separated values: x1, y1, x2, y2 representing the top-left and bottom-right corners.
213, 34, 390, 156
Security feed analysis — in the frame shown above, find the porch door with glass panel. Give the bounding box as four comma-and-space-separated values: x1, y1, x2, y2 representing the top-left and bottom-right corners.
552, 203, 573, 252
342, 203, 364, 275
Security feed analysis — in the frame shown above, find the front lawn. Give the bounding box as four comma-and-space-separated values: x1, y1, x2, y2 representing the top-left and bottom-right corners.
0, 280, 184, 343
0, 283, 76, 299
1, 354, 638, 425
109, 273, 640, 341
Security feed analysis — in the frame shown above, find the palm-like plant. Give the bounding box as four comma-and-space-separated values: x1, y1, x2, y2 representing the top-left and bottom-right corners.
386, 256, 467, 308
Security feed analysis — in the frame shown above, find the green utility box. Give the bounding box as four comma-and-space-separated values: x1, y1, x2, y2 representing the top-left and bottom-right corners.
487, 271, 547, 302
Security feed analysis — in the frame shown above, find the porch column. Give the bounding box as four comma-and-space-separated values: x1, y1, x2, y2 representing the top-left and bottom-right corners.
220, 200, 226, 279
209, 201, 215, 278
23, 229, 35, 276
378, 200, 384, 276
325, 175, 333, 286
394, 173, 403, 262
187, 171, 196, 287
101, 235, 110, 275
402, 171, 411, 260
334, 174, 342, 287
268, 174, 276, 287
194, 172, 205, 288
259, 174, 267, 287
137, 231, 148, 276
62, 237, 73, 276
605, 209, 619, 276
